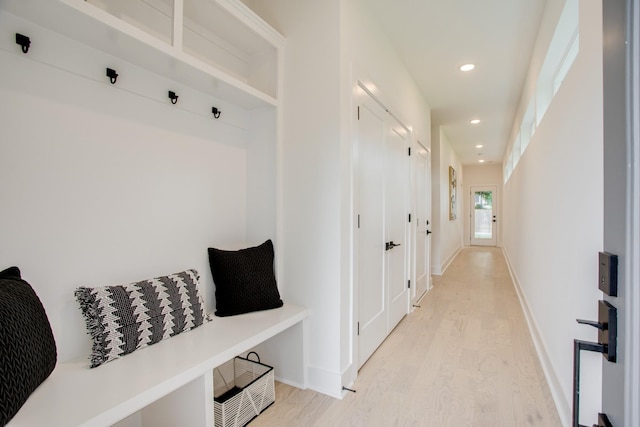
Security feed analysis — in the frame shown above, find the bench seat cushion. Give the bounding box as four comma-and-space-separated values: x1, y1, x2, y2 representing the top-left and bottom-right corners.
75, 269, 208, 368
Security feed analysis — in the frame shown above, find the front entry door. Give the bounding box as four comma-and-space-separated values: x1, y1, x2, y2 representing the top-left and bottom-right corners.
470, 186, 497, 246
599, 1, 639, 426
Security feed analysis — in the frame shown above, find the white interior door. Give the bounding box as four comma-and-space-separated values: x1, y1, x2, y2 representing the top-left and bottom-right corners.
356, 91, 387, 368
386, 118, 409, 330
355, 85, 409, 368
413, 144, 431, 304
470, 185, 497, 246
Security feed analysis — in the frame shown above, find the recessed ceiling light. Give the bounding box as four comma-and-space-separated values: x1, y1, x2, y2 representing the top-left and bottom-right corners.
479, 159, 485, 163
460, 63, 475, 72
470, 119, 481, 125
475, 144, 484, 148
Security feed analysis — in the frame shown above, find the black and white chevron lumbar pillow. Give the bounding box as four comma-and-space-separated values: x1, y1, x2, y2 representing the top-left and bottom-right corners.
75, 269, 209, 368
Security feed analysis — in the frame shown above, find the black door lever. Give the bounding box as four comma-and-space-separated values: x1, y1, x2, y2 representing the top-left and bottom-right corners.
385, 241, 401, 251
576, 319, 606, 330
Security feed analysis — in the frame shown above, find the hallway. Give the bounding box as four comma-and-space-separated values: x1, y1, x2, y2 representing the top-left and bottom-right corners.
252, 247, 561, 426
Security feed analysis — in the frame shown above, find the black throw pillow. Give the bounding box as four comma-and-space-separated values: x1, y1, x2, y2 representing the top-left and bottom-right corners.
0, 266, 57, 425
208, 240, 283, 317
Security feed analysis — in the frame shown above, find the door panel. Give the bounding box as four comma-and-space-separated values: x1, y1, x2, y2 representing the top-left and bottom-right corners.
413, 145, 431, 303
470, 186, 497, 246
356, 94, 387, 368
386, 122, 408, 329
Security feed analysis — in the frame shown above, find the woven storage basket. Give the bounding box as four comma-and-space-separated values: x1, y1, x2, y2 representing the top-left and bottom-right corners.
213, 352, 275, 427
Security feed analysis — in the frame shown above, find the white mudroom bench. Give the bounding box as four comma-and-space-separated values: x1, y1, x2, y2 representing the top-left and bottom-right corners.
7, 304, 308, 427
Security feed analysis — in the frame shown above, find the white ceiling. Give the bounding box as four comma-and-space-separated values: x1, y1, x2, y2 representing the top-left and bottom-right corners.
367, 0, 547, 166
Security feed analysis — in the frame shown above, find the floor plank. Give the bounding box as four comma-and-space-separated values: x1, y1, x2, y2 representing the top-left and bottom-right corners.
251, 247, 562, 426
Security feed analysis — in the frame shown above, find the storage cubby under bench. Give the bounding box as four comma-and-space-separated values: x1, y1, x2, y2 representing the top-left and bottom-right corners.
7, 304, 308, 427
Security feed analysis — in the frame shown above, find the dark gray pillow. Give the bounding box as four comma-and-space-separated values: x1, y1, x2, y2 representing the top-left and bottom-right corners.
75, 269, 208, 368
208, 240, 283, 317
0, 266, 57, 426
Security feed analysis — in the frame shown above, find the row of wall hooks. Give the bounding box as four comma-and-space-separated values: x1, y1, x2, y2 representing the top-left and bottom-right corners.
15, 32, 222, 119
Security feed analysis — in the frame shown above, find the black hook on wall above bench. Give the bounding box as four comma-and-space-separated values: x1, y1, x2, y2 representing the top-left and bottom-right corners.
15, 33, 31, 54
168, 91, 179, 104
211, 107, 221, 119
106, 68, 118, 84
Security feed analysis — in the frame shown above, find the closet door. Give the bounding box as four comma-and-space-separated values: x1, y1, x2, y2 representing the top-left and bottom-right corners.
356, 92, 387, 368
413, 144, 431, 303
385, 118, 409, 330
356, 87, 409, 368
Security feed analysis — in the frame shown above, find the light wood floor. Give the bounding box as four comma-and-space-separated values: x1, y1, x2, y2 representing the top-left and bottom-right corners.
252, 247, 562, 426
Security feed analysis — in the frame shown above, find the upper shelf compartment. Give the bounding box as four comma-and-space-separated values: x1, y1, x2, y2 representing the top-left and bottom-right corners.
2, 0, 283, 108
86, 0, 175, 45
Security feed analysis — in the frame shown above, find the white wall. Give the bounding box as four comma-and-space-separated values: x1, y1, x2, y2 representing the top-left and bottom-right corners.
0, 12, 269, 363
463, 164, 503, 246
502, 2, 603, 425
240, 0, 345, 396
431, 129, 464, 275
242, 0, 432, 397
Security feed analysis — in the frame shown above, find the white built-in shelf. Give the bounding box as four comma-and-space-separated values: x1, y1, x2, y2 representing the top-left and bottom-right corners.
8, 304, 308, 427
1, 0, 283, 109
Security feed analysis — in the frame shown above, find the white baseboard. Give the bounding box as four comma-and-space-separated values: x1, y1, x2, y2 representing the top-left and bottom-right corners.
306, 364, 344, 399
440, 246, 461, 275
502, 248, 571, 427
274, 375, 306, 390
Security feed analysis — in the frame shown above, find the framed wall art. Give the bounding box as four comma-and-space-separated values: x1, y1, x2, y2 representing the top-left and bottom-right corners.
449, 166, 457, 220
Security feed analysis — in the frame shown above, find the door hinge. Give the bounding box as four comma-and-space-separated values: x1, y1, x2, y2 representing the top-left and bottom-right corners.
408, 213, 411, 223
357, 322, 360, 336
408, 280, 411, 289
357, 106, 360, 120
408, 147, 411, 156
357, 214, 360, 229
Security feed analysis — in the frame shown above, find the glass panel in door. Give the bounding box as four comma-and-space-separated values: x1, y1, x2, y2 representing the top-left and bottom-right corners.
470, 186, 497, 246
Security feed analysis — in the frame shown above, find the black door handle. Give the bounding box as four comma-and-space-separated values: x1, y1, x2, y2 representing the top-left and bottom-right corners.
385, 241, 401, 251
573, 301, 617, 427
573, 339, 607, 427
426, 230, 432, 235
576, 319, 606, 330
592, 413, 613, 427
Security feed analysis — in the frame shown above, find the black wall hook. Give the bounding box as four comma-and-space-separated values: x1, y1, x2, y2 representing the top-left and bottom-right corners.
106, 68, 118, 84
211, 107, 221, 119
168, 91, 179, 104
15, 33, 31, 54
